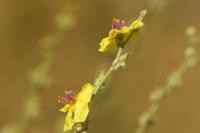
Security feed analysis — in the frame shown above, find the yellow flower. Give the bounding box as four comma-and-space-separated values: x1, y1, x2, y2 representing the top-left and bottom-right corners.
98, 19, 144, 52
58, 83, 95, 131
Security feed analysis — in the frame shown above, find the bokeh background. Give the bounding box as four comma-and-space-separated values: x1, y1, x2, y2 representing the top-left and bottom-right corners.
0, 0, 200, 133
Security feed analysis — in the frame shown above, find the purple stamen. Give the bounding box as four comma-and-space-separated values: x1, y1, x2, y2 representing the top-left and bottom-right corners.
112, 19, 125, 30
66, 91, 76, 101
58, 90, 76, 105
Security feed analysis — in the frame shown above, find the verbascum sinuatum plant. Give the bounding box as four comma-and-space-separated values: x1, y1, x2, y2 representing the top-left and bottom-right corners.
59, 10, 147, 132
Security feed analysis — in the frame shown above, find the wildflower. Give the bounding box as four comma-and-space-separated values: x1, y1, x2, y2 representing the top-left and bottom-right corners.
58, 83, 95, 131
98, 15, 145, 52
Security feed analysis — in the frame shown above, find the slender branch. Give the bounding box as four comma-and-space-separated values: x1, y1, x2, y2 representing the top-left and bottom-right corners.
94, 47, 123, 92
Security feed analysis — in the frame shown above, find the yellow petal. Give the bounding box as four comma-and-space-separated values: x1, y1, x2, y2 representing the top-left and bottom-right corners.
64, 107, 75, 131
109, 29, 119, 38
130, 29, 140, 43
73, 100, 89, 122
76, 83, 95, 102
109, 27, 131, 40
59, 104, 71, 112
129, 19, 144, 44
72, 83, 94, 122
130, 19, 144, 30
98, 37, 118, 52
120, 26, 131, 34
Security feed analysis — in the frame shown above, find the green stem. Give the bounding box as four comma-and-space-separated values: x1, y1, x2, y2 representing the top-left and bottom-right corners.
95, 47, 123, 94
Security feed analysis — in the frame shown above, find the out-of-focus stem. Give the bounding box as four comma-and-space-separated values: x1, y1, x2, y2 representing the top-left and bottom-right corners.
2, 3, 77, 133
135, 26, 199, 133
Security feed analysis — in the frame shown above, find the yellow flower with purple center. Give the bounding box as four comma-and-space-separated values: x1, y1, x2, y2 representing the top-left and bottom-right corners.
58, 83, 95, 131
98, 18, 144, 52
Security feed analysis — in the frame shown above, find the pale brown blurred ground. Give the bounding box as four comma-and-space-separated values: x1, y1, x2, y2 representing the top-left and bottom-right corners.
0, 0, 200, 133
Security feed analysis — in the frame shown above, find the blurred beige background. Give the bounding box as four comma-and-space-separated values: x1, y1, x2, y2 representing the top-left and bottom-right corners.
0, 0, 200, 133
